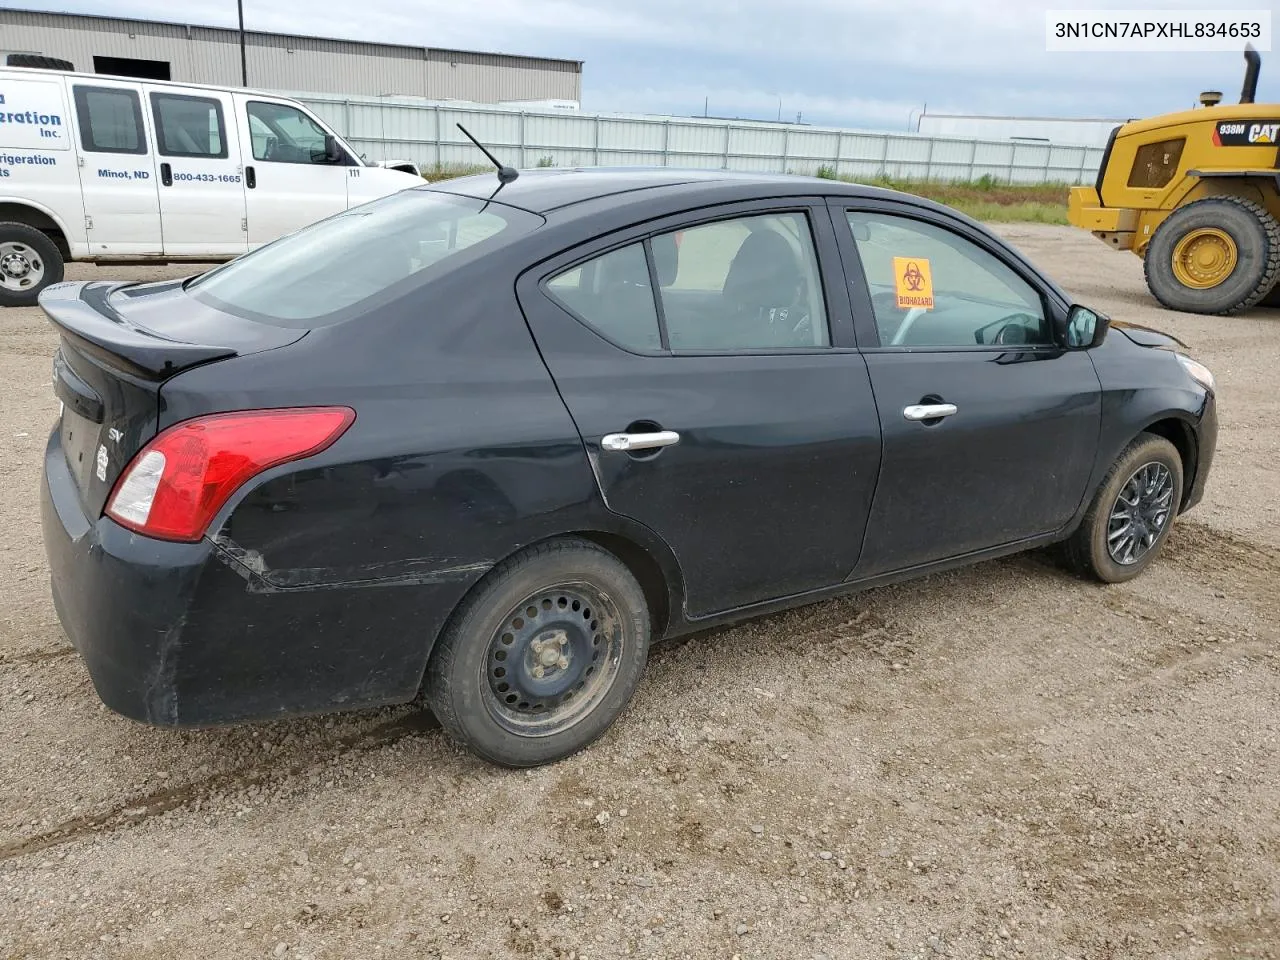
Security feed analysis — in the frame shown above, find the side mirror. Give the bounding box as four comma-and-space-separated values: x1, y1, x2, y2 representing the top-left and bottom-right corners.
1056, 304, 1109, 349
323, 134, 343, 164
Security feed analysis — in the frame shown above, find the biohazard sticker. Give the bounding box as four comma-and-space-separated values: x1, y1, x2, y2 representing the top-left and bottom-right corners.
1213, 120, 1280, 146
893, 257, 934, 310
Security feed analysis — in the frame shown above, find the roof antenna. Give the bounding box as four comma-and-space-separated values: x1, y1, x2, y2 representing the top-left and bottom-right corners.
456, 123, 518, 184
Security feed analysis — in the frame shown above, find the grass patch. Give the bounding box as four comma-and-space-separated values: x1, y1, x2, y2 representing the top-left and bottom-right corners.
947, 200, 1069, 224
840, 174, 1070, 223
420, 162, 490, 183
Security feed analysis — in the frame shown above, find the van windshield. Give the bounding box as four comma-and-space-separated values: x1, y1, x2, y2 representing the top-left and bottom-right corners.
186, 191, 540, 327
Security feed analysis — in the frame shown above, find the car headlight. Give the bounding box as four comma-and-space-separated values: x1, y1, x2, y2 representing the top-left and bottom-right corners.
1177, 354, 1215, 393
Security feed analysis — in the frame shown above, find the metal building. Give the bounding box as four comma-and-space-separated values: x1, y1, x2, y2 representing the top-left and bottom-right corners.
0, 7, 582, 104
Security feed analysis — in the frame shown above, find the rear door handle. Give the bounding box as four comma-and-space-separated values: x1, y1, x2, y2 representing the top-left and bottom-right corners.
160, 162, 172, 186
245, 165, 256, 189
903, 403, 958, 421
601, 430, 680, 452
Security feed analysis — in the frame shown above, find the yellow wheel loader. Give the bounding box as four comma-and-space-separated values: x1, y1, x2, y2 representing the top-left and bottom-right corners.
1069, 46, 1280, 314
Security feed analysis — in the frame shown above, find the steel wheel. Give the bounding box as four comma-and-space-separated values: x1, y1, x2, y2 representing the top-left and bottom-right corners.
1171, 227, 1237, 290
0, 240, 45, 294
427, 538, 650, 766
1107, 461, 1175, 565
482, 581, 625, 737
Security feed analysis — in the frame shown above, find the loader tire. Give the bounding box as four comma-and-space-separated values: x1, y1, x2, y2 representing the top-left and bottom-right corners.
1144, 196, 1280, 315
1261, 280, 1280, 308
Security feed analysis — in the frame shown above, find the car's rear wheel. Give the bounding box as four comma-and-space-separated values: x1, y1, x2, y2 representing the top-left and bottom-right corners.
1063, 433, 1183, 583
0, 222, 64, 307
425, 538, 650, 767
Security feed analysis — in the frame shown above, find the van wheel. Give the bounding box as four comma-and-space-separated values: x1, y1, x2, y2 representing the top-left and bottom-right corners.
1144, 197, 1280, 315
425, 538, 650, 767
0, 223, 64, 307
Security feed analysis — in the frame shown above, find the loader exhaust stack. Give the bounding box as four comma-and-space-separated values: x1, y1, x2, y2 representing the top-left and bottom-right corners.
1240, 44, 1260, 104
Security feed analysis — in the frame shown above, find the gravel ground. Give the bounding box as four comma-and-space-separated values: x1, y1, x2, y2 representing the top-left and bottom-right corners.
1, 228, 1278, 960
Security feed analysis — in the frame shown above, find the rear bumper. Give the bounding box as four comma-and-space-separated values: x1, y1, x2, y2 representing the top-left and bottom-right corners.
41, 429, 456, 727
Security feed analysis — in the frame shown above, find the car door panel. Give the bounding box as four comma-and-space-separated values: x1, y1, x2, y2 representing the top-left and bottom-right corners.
830, 200, 1103, 577
519, 200, 881, 617
854, 349, 1100, 575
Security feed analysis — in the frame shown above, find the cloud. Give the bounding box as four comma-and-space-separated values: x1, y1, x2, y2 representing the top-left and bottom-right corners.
16, 0, 1273, 128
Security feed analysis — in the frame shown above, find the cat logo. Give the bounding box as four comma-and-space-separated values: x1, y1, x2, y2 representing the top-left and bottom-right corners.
1214, 120, 1280, 146
1249, 123, 1280, 144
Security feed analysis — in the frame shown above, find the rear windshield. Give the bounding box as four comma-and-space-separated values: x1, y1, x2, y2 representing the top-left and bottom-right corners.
187, 190, 540, 327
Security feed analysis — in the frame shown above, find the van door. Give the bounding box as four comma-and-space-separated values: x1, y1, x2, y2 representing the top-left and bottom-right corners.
144, 85, 247, 257
67, 79, 161, 255
234, 95, 353, 248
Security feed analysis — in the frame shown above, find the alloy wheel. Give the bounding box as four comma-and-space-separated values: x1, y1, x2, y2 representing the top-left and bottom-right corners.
1107, 461, 1175, 565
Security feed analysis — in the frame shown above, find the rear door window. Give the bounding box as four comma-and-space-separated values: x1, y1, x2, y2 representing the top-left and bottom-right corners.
545, 243, 662, 351
149, 93, 227, 158
73, 86, 147, 155
656, 212, 829, 350
544, 210, 830, 353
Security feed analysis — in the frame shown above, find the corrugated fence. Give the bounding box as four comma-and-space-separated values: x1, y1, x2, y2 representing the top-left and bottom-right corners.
292, 92, 1107, 185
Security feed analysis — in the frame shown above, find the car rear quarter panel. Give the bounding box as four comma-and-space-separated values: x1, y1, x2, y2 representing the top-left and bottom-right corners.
154, 259, 683, 715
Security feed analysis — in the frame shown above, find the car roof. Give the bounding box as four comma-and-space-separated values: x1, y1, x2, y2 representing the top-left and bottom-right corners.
423, 167, 895, 215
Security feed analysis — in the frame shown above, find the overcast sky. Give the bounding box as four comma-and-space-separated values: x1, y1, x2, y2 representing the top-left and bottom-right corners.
16, 0, 1277, 128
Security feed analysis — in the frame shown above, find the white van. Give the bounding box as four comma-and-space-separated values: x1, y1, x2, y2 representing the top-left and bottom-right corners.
0, 66, 423, 305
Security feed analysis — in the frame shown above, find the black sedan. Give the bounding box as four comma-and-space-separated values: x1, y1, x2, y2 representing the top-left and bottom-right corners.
39, 169, 1217, 767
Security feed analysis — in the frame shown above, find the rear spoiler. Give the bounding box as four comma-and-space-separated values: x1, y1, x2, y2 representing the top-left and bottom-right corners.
39, 281, 235, 380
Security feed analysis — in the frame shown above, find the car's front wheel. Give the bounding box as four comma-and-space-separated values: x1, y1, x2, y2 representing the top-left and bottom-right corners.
1064, 433, 1184, 583
425, 538, 651, 767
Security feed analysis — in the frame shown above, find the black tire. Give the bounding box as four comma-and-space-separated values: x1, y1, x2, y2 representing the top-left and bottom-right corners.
1144, 196, 1280, 315
1063, 433, 1184, 584
0, 222, 64, 307
5, 54, 75, 71
425, 538, 650, 767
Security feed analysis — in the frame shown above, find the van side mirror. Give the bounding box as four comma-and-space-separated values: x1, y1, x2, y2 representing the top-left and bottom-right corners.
1056, 304, 1109, 349
323, 135, 344, 164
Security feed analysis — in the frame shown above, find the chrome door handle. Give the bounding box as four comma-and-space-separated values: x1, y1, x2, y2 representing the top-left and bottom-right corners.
903, 403, 958, 422
601, 430, 680, 452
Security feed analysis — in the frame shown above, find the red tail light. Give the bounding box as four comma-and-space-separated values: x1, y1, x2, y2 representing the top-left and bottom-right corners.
105, 407, 355, 542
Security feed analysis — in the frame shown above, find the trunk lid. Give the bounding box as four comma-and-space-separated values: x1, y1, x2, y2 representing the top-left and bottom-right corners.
42, 279, 306, 519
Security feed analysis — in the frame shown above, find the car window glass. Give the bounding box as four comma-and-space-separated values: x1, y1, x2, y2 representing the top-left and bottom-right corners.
150, 93, 226, 158
247, 101, 334, 164
656, 212, 829, 350
546, 243, 662, 352
188, 191, 536, 327
846, 211, 1048, 348
73, 86, 146, 154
